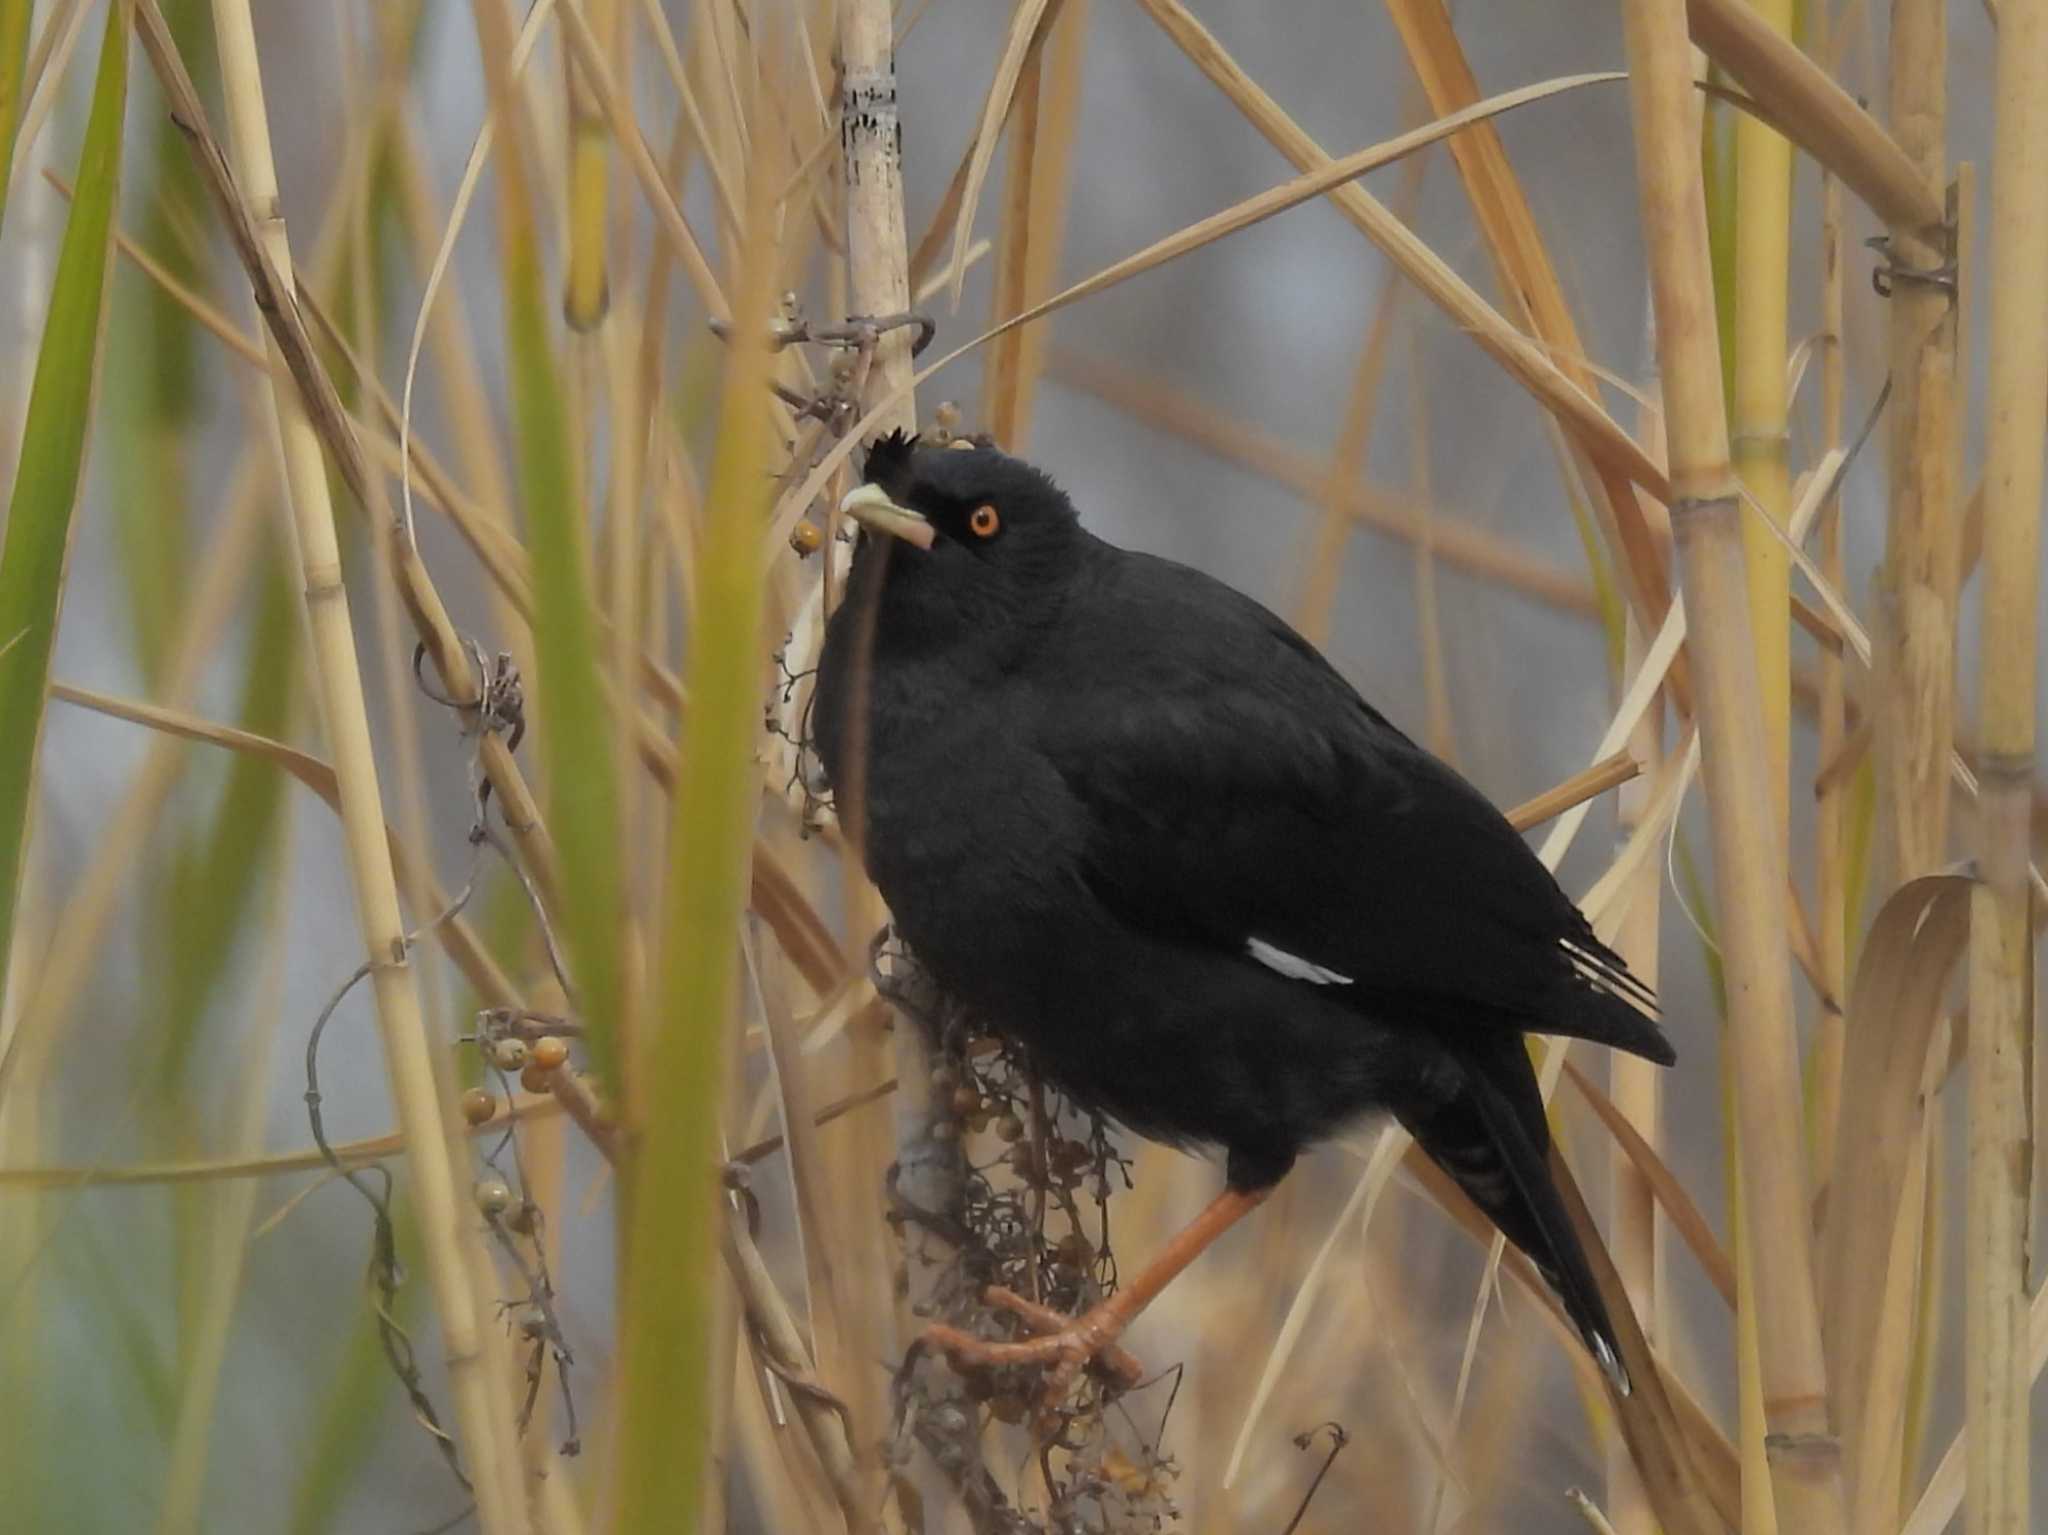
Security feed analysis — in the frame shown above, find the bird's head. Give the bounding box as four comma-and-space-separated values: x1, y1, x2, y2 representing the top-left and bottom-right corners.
836, 428, 1085, 638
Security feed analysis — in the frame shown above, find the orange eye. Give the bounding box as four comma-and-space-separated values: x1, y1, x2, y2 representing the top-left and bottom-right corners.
968, 504, 1001, 539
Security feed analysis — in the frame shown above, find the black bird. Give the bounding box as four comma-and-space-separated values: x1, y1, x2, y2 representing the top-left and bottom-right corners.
812, 429, 1673, 1397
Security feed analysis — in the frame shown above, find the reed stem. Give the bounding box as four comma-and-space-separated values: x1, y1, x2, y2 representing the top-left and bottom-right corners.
1617, 4, 1845, 1529
170, 2, 529, 1526
1962, 0, 2047, 1525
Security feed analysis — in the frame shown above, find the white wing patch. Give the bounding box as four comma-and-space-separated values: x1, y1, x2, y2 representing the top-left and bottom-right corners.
1246, 937, 1353, 986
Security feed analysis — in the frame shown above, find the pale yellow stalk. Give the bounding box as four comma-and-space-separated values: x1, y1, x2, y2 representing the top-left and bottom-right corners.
1819, 7, 1958, 1524
1808, 53, 1848, 1203
1963, 0, 2047, 1528
192, 2, 527, 1526
1731, 0, 1793, 831
833, 0, 923, 1491
1606, 557, 1666, 1533
1617, 4, 1845, 1530
1874, 0, 1959, 894
1684, 0, 1941, 229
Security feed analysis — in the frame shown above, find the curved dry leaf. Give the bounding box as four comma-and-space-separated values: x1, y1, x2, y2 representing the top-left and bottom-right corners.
1564, 1059, 1735, 1306
1816, 874, 1970, 1508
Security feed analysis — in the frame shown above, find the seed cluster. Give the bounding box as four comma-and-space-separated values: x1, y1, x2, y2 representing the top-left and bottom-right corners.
886, 950, 1181, 1532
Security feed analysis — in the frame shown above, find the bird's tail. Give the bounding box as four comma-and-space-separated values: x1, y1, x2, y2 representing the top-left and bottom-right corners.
1399, 1039, 1630, 1393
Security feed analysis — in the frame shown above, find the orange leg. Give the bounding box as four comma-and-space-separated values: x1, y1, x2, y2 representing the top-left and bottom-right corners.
921, 1184, 1274, 1415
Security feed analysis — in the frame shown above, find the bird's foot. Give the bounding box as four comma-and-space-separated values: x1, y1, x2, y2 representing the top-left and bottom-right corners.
920, 1285, 1146, 1419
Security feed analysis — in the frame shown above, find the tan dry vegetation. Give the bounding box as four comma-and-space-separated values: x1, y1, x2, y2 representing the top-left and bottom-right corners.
0, 1, 2038, 1532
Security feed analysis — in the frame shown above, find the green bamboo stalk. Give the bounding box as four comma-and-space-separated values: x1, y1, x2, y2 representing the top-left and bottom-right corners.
612, 107, 780, 1535
0, 0, 126, 1020
561, 0, 613, 332
0, 0, 32, 238
472, 0, 626, 1091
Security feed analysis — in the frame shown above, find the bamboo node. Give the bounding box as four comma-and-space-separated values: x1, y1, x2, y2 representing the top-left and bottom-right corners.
1668, 492, 1739, 522
1731, 428, 1793, 454
1761, 1429, 1841, 1468
301, 561, 346, 601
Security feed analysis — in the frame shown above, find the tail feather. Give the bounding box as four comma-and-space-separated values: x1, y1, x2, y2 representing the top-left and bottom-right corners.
1551, 944, 1675, 1066
1400, 1041, 1630, 1393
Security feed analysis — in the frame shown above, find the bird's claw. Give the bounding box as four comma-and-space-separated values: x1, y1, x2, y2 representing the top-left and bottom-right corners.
919, 1285, 1146, 1421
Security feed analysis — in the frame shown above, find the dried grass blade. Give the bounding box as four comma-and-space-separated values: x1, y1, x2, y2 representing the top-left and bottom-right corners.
943, 0, 1055, 306
1406, 1144, 1731, 1534
1382, 0, 1676, 688
768, 68, 1639, 558
1135, 0, 1667, 501
47, 682, 515, 1008
1684, 0, 1941, 229
559, 0, 727, 321
1564, 1060, 1733, 1306
1221, 1124, 1408, 1487
1052, 346, 1600, 621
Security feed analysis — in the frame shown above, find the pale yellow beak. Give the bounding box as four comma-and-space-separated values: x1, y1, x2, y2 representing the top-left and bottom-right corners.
839, 482, 936, 550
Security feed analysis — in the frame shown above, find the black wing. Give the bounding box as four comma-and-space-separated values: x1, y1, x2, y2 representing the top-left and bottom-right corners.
1036, 550, 1668, 1060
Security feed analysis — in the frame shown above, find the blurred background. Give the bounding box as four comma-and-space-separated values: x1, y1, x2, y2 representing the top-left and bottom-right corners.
0, 1, 2029, 1531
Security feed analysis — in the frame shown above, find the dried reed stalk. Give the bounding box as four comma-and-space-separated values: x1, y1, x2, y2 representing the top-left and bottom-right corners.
1808, 42, 1849, 1202
983, 0, 1085, 452
836, 0, 939, 1492
1962, 0, 2047, 1526
1383, 0, 1678, 683
142, 0, 528, 1526
1730, 0, 1792, 832
1684, 0, 1939, 229
1294, 147, 1418, 648
1818, 3, 1959, 1523
1616, 3, 1845, 1530
1135, 0, 1675, 550
1872, 0, 1959, 893
1606, 639, 1666, 1530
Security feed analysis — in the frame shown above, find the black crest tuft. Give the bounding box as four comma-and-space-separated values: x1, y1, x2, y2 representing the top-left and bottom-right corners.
861, 428, 920, 493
